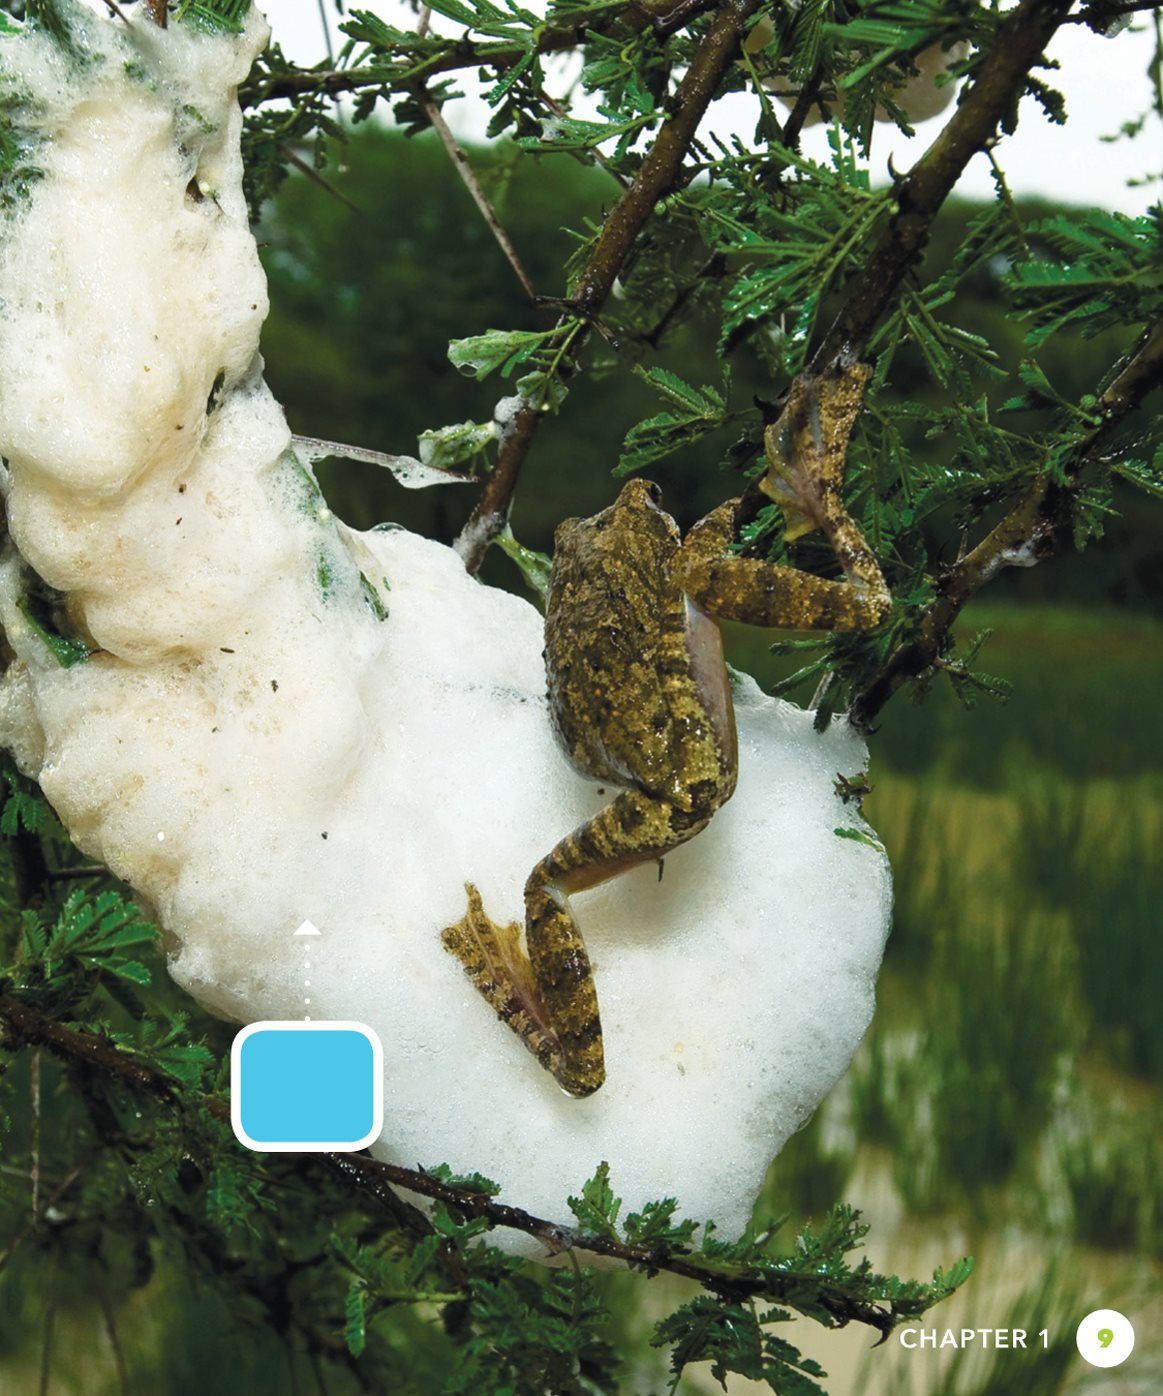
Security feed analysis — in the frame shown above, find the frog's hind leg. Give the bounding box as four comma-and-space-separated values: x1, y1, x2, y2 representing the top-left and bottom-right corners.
443, 788, 718, 1098
524, 786, 720, 1098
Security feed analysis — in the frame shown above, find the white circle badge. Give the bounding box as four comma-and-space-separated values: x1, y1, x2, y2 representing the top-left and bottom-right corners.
1075, 1309, 1134, 1368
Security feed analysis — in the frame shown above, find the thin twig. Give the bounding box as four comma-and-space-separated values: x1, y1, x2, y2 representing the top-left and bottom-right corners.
643, 252, 727, 347
418, 93, 539, 300
244, 0, 695, 108
30, 1049, 41, 1227
412, 1, 537, 298
94, 1262, 132, 1396
280, 145, 363, 215
1069, 0, 1163, 23
780, 70, 825, 149
455, 0, 764, 571
39, 1258, 56, 1396
316, 0, 335, 64
0, 1166, 83, 1275
544, 91, 630, 190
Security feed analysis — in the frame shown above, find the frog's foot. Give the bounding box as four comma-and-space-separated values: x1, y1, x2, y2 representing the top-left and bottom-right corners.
441, 884, 603, 1098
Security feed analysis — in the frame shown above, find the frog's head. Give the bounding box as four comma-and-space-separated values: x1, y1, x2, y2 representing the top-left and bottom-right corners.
555, 478, 680, 561
611, 478, 680, 540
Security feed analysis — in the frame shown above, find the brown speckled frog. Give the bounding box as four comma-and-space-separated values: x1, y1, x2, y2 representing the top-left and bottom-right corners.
441, 360, 890, 1096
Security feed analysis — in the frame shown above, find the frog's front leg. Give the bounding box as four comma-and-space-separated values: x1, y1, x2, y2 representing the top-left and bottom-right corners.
676, 499, 889, 630
442, 783, 724, 1098
676, 363, 891, 631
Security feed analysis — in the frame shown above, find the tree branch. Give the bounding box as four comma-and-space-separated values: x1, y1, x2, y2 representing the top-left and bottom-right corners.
811, 0, 1076, 371
242, 0, 715, 109
848, 315, 1163, 731
727, 0, 1083, 686
1069, 0, 1163, 26
455, 0, 762, 571
0, 992, 181, 1099
0, 988, 917, 1338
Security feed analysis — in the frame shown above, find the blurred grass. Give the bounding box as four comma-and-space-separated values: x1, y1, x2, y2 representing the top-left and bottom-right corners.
723, 601, 1163, 786
760, 601, 1163, 1292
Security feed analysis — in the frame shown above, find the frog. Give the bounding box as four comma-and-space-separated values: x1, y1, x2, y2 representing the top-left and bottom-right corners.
441, 359, 890, 1097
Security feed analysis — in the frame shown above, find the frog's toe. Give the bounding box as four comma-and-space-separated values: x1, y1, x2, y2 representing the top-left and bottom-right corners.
441, 883, 563, 1070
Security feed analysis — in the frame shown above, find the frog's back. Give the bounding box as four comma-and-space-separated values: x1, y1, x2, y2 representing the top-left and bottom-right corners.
545, 490, 688, 793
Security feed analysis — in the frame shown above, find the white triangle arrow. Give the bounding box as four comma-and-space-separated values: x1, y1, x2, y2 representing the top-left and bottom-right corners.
293, 919, 322, 937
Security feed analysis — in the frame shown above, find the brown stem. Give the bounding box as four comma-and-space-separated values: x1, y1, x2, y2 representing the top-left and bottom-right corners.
142, 0, 167, 28
455, 0, 762, 571
30, 1048, 41, 1226
93, 1262, 131, 1396
849, 316, 1163, 731
643, 252, 728, 347
418, 93, 538, 301
652, 0, 720, 38
811, 0, 1075, 371
410, 4, 540, 299
0, 990, 907, 1335
779, 70, 825, 149
245, 0, 704, 109
0, 993, 182, 1100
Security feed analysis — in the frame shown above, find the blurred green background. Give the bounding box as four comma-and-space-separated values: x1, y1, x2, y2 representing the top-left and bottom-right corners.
1, 126, 1160, 1393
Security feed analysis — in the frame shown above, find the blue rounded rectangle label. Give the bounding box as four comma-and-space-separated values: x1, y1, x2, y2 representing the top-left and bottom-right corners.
231, 1021, 383, 1152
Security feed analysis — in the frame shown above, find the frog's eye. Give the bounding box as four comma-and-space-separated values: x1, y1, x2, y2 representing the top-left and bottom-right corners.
646, 482, 664, 508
